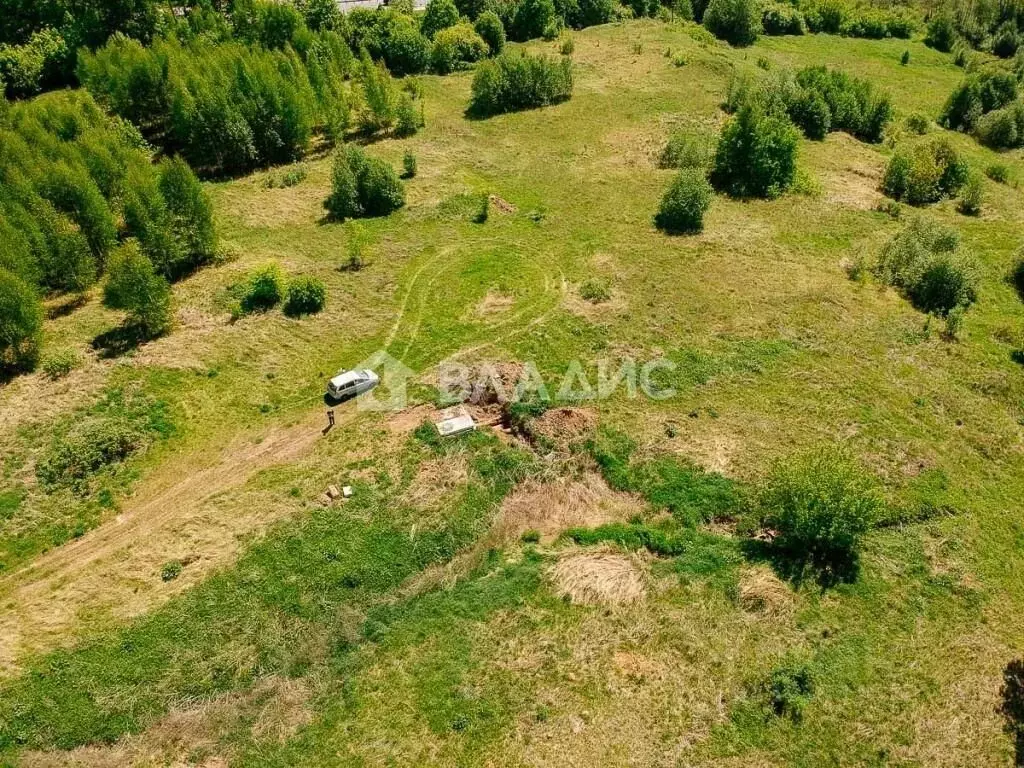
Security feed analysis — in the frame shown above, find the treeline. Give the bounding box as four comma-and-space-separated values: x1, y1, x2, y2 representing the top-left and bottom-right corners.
925, 0, 1024, 60
0, 90, 215, 375
693, 0, 916, 49
79, 32, 355, 176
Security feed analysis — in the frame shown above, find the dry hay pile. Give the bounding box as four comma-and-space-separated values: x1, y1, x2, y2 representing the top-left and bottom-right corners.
550, 550, 647, 607
737, 565, 793, 617
496, 472, 641, 542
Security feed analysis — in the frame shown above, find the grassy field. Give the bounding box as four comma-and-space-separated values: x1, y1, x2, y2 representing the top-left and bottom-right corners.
2, 17, 1024, 767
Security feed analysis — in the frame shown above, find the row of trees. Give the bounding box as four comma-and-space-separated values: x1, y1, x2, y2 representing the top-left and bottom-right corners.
0, 89, 215, 375
79, 28, 356, 176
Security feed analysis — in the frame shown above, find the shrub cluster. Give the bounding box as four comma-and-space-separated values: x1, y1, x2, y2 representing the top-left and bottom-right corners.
710, 104, 799, 199
659, 129, 715, 170
791, 66, 892, 143
755, 451, 883, 582
469, 51, 573, 116
36, 417, 147, 490
240, 263, 285, 314
726, 66, 892, 144
325, 145, 406, 220
940, 68, 1018, 133
976, 100, 1024, 148
655, 169, 713, 234
703, 0, 763, 46
924, 0, 1024, 58
762, 3, 807, 35
874, 217, 980, 317
283, 275, 327, 317
802, 0, 915, 39
103, 240, 172, 337
0, 267, 43, 376
882, 137, 969, 206
431, 23, 489, 74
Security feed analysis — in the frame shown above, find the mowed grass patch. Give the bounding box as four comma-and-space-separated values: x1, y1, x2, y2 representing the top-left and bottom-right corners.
0, 430, 536, 757
3, 18, 1024, 768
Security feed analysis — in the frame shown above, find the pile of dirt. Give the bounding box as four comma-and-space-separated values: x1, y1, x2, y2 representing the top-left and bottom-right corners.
530, 407, 596, 451
550, 550, 647, 606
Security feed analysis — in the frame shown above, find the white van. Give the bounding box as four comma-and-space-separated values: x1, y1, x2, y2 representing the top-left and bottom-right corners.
326, 369, 380, 400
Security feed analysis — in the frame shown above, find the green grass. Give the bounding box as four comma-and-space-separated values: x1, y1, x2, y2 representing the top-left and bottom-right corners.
1, 17, 1024, 768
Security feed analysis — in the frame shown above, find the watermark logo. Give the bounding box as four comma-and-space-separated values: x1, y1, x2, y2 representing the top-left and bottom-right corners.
350, 351, 678, 412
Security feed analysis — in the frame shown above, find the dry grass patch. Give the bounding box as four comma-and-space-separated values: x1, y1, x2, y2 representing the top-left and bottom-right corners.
549, 549, 648, 607
402, 456, 469, 511
496, 471, 640, 542
737, 565, 793, 618
474, 290, 515, 318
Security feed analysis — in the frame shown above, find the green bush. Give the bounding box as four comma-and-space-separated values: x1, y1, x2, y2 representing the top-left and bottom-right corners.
284, 275, 327, 317
793, 66, 892, 143
905, 111, 931, 134
764, 661, 816, 721
324, 145, 406, 220
357, 49, 398, 133
957, 171, 984, 216
703, 0, 762, 46
0, 28, 70, 99
351, 11, 432, 75
103, 241, 173, 337
0, 268, 43, 376
421, 0, 461, 39
924, 12, 956, 52
655, 169, 712, 234
394, 93, 420, 137
579, 278, 610, 303
240, 263, 285, 314
940, 69, 1018, 132
757, 451, 883, 581
1013, 256, 1024, 301
573, 0, 618, 27
469, 50, 573, 116
41, 348, 79, 380
901, 49, 910, 65
511, 0, 558, 41
36, 417, 146, 490
882, 138, 969, 205
474, 11, 506, 54
325, 148, 362, 220
710, 104, 799, 199
975, 101, 1024, 149
154, 156, 217, 279
658, 129, 714, 169
762, 3, 806, 35
875, 217, 979, 316
402, 150, 418, 178
431, 23, 489, 73
788, 89, 831, 140
992, 20, 1020, 58
986, 162, 1010, 183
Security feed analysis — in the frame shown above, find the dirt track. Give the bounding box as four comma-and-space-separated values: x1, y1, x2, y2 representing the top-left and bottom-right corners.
0, 410, 327, 676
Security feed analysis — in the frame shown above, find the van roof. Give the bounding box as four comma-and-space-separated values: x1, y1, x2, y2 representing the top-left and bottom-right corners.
330, 370, 363, 388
